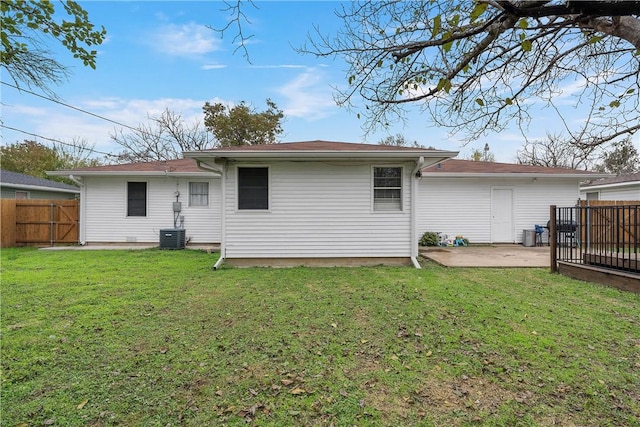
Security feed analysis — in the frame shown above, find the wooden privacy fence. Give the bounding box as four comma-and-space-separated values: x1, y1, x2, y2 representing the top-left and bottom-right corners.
579, 200, 640, 246
1, 199, 79, 247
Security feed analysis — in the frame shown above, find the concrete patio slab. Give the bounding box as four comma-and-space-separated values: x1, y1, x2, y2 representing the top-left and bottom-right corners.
420, 244, 550, 268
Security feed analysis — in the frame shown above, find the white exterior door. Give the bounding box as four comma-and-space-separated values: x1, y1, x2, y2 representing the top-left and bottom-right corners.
491, 188, 514, 242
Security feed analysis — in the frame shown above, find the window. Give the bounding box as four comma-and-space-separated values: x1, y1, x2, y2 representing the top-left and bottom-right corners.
127, 182, 147, 216
586, 192, 599, 201
189, 182, 209, 206
15, 191, 28, 199
373, 167, 402, 211
238, 167, 268, 210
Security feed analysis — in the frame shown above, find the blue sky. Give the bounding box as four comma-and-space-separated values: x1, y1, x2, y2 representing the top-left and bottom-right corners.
0, 1, 606, 163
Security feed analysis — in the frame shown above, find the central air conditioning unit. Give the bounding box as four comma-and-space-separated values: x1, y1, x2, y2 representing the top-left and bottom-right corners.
159, 228, 186, 249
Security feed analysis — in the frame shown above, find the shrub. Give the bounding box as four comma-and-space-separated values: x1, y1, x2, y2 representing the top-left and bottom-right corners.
419, 231, 439, 246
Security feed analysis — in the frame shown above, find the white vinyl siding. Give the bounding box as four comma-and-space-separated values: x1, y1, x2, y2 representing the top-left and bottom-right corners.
581, 186, 640, 201
0, 187, 77, 199
82, 176, 221, 244
189, 182, 209, 207
223, 161, 413, 258
418, 177, 580, 244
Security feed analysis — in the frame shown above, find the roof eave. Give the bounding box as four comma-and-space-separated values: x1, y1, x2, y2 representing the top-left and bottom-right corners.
184, 150, 459, 162
581, 181, 640, 190
47, 171, 220, 178
421, 172, 611, 179
0, 183, 80, 193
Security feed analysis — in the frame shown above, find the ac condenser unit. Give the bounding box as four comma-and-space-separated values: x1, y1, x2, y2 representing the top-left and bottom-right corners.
159, 229, 186, 249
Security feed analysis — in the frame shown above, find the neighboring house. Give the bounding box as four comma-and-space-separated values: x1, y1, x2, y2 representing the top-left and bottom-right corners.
183, 141, 457, 267
48, 158, 222, 245
418, 160, 610, 244
0, 169, 79, 199
580, 172, 640, 201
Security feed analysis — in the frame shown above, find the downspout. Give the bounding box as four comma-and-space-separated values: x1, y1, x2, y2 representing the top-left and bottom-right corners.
192, 159, 226, 269
410, 157, 425, 269
68, 175, 86, 245
213, 162, 227, 270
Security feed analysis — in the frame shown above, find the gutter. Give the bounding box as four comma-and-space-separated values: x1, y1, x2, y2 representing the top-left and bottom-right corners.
195, 160, 223, 174
2, 183, 80, 194
410, 157, 425, 269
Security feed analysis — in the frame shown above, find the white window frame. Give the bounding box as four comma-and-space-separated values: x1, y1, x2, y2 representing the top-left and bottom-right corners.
188, 181, 209, 207
372, 166, 403, 212
236, 165, 270, 212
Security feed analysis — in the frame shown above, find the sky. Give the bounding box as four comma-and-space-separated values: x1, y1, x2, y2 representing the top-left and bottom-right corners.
1, 0, 627, 164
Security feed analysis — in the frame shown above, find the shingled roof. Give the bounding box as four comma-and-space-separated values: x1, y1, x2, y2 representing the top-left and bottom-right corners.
422, 159, 609, 178
581, 171, 640, 188
47, 158, 216, 177
0, 169, 79, 192
193, 140, 444, 152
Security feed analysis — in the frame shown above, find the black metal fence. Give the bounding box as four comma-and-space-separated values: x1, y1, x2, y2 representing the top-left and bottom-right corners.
551, 204, 639, 274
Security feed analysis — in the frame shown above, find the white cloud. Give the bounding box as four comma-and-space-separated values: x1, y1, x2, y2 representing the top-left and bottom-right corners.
250, 64, 308, 69
3, 96, 230, 156
277, 68, 337, 120
202, 64, 227, 70
149, 23, 221, 57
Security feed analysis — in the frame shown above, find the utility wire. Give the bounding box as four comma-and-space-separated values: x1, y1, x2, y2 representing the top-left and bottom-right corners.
1, 80, 143, 133
0, 124, 120, 159
1, 80, 198, 148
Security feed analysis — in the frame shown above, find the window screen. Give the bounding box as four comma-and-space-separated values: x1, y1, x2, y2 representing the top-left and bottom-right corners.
238, 167, 269, 210
127, 182, 147, 216
373, 167, 402, 211
189, 182, 209, 206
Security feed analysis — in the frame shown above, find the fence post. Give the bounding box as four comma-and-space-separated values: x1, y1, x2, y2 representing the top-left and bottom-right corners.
550, 205, 557, 273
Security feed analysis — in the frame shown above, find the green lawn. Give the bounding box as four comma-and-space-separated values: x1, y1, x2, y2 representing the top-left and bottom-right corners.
1, 248, 639, 426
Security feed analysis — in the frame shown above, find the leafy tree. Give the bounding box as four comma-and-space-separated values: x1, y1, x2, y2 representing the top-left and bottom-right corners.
468, 145, 495, 162
111, 109, 214, 163
203, 99, 284, 147
595, 137, 639, 175
0, 139, 102, 183
378, 133, 421, 147
1, 0, 106, 95
301, 1, 640, 147
516, 133, 597, 170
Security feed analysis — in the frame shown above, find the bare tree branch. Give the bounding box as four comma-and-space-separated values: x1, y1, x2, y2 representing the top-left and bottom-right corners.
299, 0, 640, 147
207, 0, 258, 63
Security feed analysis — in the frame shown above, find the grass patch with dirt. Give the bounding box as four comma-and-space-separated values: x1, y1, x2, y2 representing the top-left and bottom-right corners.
1, 247, 639, 426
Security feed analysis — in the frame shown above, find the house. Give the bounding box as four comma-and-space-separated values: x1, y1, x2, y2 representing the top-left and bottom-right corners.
183, 141, 457, 268
418, 160, 610, 244
48, 158, 222, 245
48, 140, 612, 267
580, 172, 640, 201
0, 169, 80, 199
